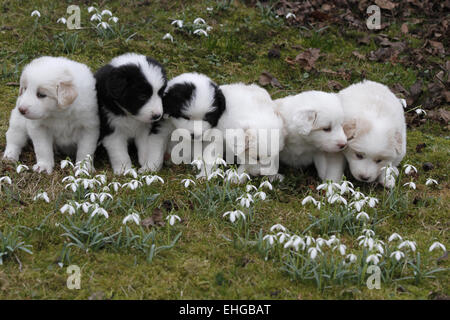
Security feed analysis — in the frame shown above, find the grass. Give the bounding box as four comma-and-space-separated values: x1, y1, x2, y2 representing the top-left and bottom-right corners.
0, 0, 448, 299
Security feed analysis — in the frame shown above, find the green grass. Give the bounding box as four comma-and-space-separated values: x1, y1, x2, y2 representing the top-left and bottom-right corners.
0, 0, 448, 299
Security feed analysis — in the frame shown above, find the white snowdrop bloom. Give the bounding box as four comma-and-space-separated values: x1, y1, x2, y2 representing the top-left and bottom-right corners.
123, 213, 140, 225
85, 192, 99, 203
122, 180, 142, 190
305, 236, 315, 247
143, 175, 164, 185
238, 172, 251, 182
237, 193, 253, 208
191, 159, 203, 171
171, 19, 183, 28
74, 168, 90, 177
108, 182, 122, 192
285, 12, 296, 19
284, 235, 305, 251
87, 6, 96, 13
398, 240, 417, 252
366, 197, 379, 208
337, 244, 347, 256
60, 203, 76, 215
181, 178, 196, 188
162, 33, 174, 42
98, 192, 113, 203
429, 242, 446, 253
317, 181, 340, 197
326, 235, 340, 247
224, 168, 239, 182
97, 22, 110, 29
207, 169, 224, 181
316, 238, 326, 248
223, 210, 245, 223
358, 236, 375, 250
0, 176, 12, 187
16, 164, 29, 173
425, 178, 438, 186
277, 232, 290, 244
356, 211, 370, 222
259, 181, 273, 190
346, 253, 357, 264
382, 165, 399, 178
328, 194, 347, 205
246, 184, 257, 192
212, 157, 227, 167
91, 206, 109, 218
350, 199, 366, 212
403, 181, 416, 190
206, 26, 213, 32
308, 247, 320, 260
375, 243, 385, 254
339, 181, 354, 195
206, 7, 213, 11
81, 202, 93, 213
193, 29, 208, 36
263, 234, 277, 246
254, 191, 267, 201
124, 168, 138, 179
362, 229, 375, 237
31, 10, 41, 17
388, 233, 403, 242
94, 175, 107, 185
90, 13, 102, 21
65, 182, 78, 192
366, 253, 381, 265
415, 108, 426, 115
33, 192, 50, 203
390, 251, 405, 262
270, 224, 286, 233
193, 17, 206, 24
60, 160, 74, 169
403, 164, 418, 175
352, 191, 365, 200
109, 16, 119, 23
101, 9, 112, 16
166, 214, 181, 226
301, 195, 317, 206
57, 17, 67, 24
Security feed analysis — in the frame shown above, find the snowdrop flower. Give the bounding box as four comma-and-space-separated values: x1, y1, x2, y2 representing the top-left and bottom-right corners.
336, 244, 347, 256
90, 13, 102, 21
429, 242, 446, 253
65, 182, 78, 192
60, 203, 76, 215
143, 175, 164, 185
317, 181, 340, 197
315, 237, 326, 248
193, 17, 206, 24
101, 9, 112, 16
339, 181, 354, 195
365, 197, 379, 208
91, 206, 109, 218
181, 178, 196, 188
277, 232, 290, 244
375, 242, 385, 254
166, 214, 181, 226
109, 16, 119, 23
352, 191, 365, 200
403, 181, 416, 190
0, 176, 12, 185
213, 157, 227, 167
31, 10, 41, 17
366, 253, 381, 265
193, 29, 208, 36
237, 193, 253, 208
403, 164, 417, 175
308, 247, 320, 260
259, 181, 273, 190
388, 233, 403, 242
57, 17, 67, 24
350, 199, 366, 212
356, 211, 370, 222
95, 175, 107, 185
97, 22, 110, 29
301, 195, 317, 206
246, 184, 257, 192
171, 19, 183, 28
362, 229, 375, 237
162, 33, 174, 42
254, 191, 266, 200
16, 164, 29, 173
358, 236, 375, 250
123, 213, 140, 225
88, 6, 96, 13
326, 235, 340, 247
398, 240, 417, 252
108, 182, 122, 192
61, 159, 74, 169
122, 180, 142, 190
124, 168, 138, 179
74, 167, 90, 177
33, 192, 50, 203
425, 178, 438, 186
285, 12, 296, 19
263, 234, 276, 246
81, 202, 93, 213
415, 108, 427, 115
328, 194, 347, 205
206, 26, 213, 32
191, 159, 203, 171
206, 7, 213, 12
98, 192, 113, 203
86, 192, 99, 203
207, 169, 224, 180
270, 224, 286, 233
346, 253, 357, 264
284, 235, 305, 251
305, 236, 315, 247
223, 210, 245, 223
390, 251, 405, 261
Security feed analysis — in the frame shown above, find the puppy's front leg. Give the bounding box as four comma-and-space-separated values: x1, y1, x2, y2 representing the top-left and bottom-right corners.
102, 133, 132, 175
137, 130, 168, 173
313, 152, 345, 182
76, 127, 100, 172
3, 109, 28, 161
29, 127, 54, 174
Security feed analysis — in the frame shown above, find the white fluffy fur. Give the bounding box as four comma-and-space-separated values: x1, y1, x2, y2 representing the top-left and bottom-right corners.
275, 91, 347, 181
3, 56, 99, 173
337, 80, 407, 187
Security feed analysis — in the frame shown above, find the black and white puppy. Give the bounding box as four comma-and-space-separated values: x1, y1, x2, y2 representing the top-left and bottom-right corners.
95, 53, 169, 174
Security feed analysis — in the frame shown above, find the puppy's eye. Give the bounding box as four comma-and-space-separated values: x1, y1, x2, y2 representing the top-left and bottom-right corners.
37, 92, 46, 98
375, 159, 382, 164
323, 126, 331, 132
138, 94, 149, 101
356, 153, 364, 160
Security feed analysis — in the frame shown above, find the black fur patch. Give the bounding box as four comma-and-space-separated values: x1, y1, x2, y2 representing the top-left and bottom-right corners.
204, 83, 226, 127
162, 82, 196, 118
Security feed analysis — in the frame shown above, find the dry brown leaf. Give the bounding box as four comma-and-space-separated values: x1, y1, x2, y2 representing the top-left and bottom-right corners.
375, 0, 398, 10
141, 208, 165, 228
258, 72, 282, 88
294, 48, 320, 71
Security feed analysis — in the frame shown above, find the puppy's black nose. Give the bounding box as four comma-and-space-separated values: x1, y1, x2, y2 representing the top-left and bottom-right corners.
151, 114, 162, 121
18, 107, 28, 115
338, 143, 347, 149
190, 133, 195, 139
359, 175, 370, 181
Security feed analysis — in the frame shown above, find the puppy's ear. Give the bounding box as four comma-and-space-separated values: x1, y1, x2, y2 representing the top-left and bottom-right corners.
106, 68, 128, 99
57, 72, 77, 108
343, 118, 372, 140
294, 110, 317, 135
343, 119, 357, 140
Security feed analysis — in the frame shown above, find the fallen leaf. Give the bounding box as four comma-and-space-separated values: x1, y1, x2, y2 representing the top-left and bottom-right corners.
141, 208, 165, 228
352, 51, 366, 60
375, 0, 397, 10
258, 71, 283, 88
327, 80, 343, 91
401, 23, 409, 34
294, 48, 320, 71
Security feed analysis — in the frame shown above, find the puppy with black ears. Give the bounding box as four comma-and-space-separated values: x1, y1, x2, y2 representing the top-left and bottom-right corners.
3, 56, 99, 174
95, 53, 169, 174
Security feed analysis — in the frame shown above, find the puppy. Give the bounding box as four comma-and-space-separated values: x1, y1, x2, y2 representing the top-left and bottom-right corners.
338, 80, 406, 188
275, 91, 347, 181
95, 53, 169, 174
3, 56, 99, 173
163, 73, 284, 180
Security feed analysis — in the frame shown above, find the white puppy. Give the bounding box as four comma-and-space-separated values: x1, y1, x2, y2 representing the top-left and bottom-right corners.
3, 56, 99, 173
275, 91, 347, 181
338, 80, 406, 188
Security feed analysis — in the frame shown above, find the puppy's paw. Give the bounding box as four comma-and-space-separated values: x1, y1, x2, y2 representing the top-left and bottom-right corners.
140, 161, 163, 174
2, 151, 19, 162
33, 162, 53, 174
267, 173, 285, 183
